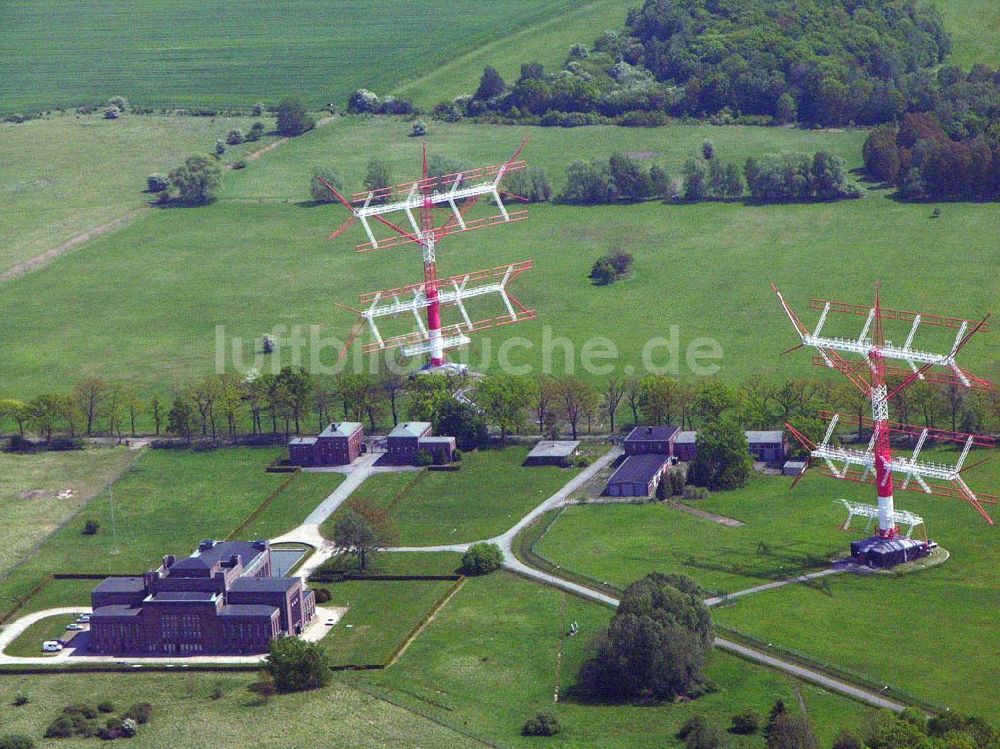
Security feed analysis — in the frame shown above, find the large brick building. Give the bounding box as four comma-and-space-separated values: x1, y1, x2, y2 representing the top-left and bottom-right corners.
624, 426, 679, 457
288, 422, 364, 467
89, 540, 316, 656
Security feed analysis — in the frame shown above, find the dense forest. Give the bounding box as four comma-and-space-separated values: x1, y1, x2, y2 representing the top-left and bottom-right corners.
397, 0, 1000, 140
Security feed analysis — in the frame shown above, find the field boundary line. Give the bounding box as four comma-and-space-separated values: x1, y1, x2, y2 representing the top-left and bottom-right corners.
0, 207, 149, 282
392, 0, 620, 101
339, 676, 508, 749
385, 576, 466, 667
225, 469, 302, 540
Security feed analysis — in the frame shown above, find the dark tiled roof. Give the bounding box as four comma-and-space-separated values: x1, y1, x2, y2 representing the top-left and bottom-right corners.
229, 577, 298, 593
92, 576, 146, 594
219, 604, 279, 618
91, 605, 142, 618
607, 454, 669, 485
625, 426, 679, 443
172, 540, 266, 572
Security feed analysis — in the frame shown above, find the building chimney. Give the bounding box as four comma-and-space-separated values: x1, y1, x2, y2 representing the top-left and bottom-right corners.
162, 554, 175, 569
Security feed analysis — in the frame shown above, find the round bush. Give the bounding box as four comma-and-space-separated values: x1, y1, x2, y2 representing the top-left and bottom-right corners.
732, 710, 762, 735
147, 174, 169, 193
522, 712, 562, 737
0, 735, 35, 749
462, 542, 504, 575
313, 587, 332, 604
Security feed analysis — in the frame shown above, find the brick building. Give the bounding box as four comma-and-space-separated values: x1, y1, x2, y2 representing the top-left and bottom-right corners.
605, 454, 670, 497
89, 540, 315, 656
661, 429, 788, 464
289, 422, 364, 467
383, 422, 456, 464
624, 426, 679, 457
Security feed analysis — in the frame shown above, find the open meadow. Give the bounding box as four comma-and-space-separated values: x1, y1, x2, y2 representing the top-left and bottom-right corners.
0, 114, 277, 273
0, 446, 136, 577
536, 447, 1000, 720
0, 670, 481, 748
322, 446, 586, 546
1, 119, 995, 400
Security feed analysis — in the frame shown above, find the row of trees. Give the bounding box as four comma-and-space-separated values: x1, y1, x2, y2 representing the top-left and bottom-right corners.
3, 370, 997, 448
558, 146, 858, 206
863, 112, 1000, 201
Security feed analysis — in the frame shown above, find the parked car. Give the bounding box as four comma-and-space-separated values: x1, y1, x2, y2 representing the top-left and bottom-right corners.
76, 614, 91, 623
324, 618, 336, 626
42, 641, 63, 652
65, 623, 84, 631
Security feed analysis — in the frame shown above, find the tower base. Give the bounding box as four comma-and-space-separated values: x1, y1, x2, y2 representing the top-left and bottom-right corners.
850, 536, 935, 569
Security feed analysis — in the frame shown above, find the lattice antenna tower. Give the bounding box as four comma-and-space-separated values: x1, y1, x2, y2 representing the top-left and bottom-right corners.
772, 282, 995, 537
318, 138, 535, 368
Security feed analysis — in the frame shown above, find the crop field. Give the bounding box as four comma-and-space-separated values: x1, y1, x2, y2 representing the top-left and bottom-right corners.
0, 447, 136, 577
352, 571, 870, 749
314, 578, 458, 666
0, 671, 480, 748
322, 447, 584, 546
0, 113, 277, 273
0, 447, 285, 618
536, 448, 1000, 720
0, 0, 590, 114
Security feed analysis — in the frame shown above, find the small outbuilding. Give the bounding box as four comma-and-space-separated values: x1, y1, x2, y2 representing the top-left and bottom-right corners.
604, 454, 670, 497
418, 435, 457, 464
673, 431, 698, 462
524, 440, 580, 467
745, 431, 788, 463
782, 460, 807, 476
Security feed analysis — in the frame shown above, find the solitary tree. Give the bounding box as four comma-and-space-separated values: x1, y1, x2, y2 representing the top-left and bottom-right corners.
578, 573, 712, 700
169, 155, 222, 204
310, 166, 342, 203
264, 637, 330, 692
364, 157, 392, 200
689, 417, 752, 490
275, 96, 315, 136
332, 497, 398, 571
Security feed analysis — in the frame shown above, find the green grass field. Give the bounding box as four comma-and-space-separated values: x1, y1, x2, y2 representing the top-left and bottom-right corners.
0, 671, 481, 748
352, 570, 870, 749
0, 447, 286, 618
0, 113, 277, 272
929, 0, 1000, 67
235, 470, 344, 541
322, 447, 583, 546
0, 0, 589, 114
315, 578, 458, 666
536, 448, 1000, 720
0, 447, 136, 576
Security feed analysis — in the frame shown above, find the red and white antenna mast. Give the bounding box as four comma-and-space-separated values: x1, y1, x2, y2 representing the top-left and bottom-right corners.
772, 283, 994, 542
319, 138, 535, 369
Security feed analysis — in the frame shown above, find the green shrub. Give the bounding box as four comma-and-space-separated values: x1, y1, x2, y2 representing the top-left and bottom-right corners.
209, 687, 224, 700
452, 449, 462, 462
678, 716, 708, 739
415, 449, 434, 467
686, 720, 725, 749
97, 701, 115, 714
249, 121, 266, 140
731, 710, 761, 735
122, 703, 152, 725
121, 718, 138, 738
522, 712, 562, 736
12, 693, 29, 706
313, 587, 332, 604
462, 542, 504, 575
226, 128, 245, 145
275, 96, 315, 136
146, 174, 169, 193
310, 166, 343, 203
412, 120, 427, 136
265, 638, 330, 693
0, 736, 34, 749
63, 703, 97, 719
832, 730, 863, 749
682, 485, 709, 500
44, 716, 75, 739
83, 519, 100, 536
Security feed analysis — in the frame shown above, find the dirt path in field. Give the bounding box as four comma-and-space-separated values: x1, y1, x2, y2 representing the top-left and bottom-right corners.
1, 115, 338, 283
667, 500, 746, 527
0, 207, 150, 282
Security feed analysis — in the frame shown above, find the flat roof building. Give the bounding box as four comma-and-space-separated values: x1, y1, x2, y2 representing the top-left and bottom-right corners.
524, 440, 580, 466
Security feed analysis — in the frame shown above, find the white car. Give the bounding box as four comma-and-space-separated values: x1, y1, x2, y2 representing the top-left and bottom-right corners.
76, 614, 91, 623
42, 641, 63, 652
65, 623, 84, 631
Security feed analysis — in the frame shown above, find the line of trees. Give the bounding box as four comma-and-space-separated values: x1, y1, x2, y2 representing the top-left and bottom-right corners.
4, 369, 996, 452
558, 146, 859, 206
